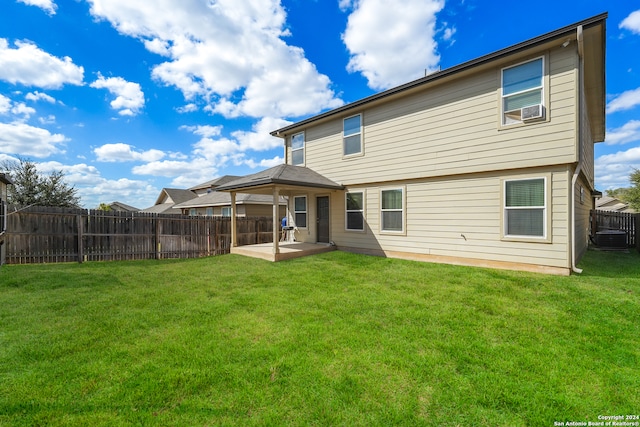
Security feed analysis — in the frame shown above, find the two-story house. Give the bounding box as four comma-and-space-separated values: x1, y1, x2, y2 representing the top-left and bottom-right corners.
216, 14, 606, 275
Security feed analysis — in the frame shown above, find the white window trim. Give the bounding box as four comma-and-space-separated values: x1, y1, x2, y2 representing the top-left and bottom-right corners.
345, 191, 365, 232
500, 56, 546, 127
294, 195, 307, 229
502, 176, 551, 242
380, 186, 406, 235
343, 113, 363, 157
221, 207, 231, 217
291, 132, 305, 166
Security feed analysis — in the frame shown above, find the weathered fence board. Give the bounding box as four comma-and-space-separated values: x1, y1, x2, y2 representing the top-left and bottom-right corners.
5, 205, 275, 264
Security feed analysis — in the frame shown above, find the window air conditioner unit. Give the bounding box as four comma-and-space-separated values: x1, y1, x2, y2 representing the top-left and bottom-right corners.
521, 104, 543, 120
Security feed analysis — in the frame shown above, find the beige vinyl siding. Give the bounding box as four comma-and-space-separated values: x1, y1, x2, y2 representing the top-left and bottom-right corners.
580, 86, 595, 187
300, 47, 578, 186
332, 166, 571, 269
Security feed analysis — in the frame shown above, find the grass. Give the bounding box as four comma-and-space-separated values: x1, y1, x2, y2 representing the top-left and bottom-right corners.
0, 250, 639, 426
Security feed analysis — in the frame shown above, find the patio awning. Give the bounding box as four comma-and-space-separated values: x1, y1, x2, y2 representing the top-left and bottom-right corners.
213, 164, 343, 257
215, 164, 344, 194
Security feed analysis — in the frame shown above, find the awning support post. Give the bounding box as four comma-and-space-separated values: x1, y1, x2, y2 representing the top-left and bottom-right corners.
273, 187, 280, 255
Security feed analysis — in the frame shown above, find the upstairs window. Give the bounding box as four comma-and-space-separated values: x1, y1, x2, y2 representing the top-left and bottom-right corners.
291, 132, 304, 165
346, 192, 364, 231
502, 57, 544, 125
294, 196, 307, 228
504, 178, 546, 238
343, 114, 362, 156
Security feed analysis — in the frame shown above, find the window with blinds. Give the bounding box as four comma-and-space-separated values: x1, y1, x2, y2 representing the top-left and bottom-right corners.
504, 178, 546, 238
343, 114, 362, 156
502, 57, 544, 125
381, 188, 404, 232
291, 132, 304, 165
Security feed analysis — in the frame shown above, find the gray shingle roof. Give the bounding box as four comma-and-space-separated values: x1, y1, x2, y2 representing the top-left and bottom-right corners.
215, 164, 343, 192
189, 175, 242, 191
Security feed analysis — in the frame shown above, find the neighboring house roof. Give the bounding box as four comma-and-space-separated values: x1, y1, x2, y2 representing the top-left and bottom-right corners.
215, 164, 344, 193
0, 173, 13, 185
271, 13, 606, 143
189, 175, 241, 192
596, 196, 635, 213
148, 188, 197, 206
174, 192, 287, 209
143, 188, 198, 214
142, 203, 180, 214
109, 201, 139, 212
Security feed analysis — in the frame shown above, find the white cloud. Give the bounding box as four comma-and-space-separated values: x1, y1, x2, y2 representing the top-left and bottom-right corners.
90, 74, 145, 116
0, 39, 84, 88
94, 143, 165, 162
342, 0, 444, 90
180, 124, 223, 138
26, 91, 56, 103
442, 26, 457, 44
86, 0, 342, 119
605, 120, 640, 145
176, 103, 198, 113
131, 117, 288, 187
606, 87, 640, 114
132, 158, 219, 189
37, 161, 159, 208
10, 102, 36, 119
38, 115, 56, 125
17, 0, 57, 15
244, 155, 284, 169
0, 94, 11, 114
597, 146, 640, 165
0, 94, 36, 120
0, 121, 67, 157
231, 117, 291, 151
595, 145, 640, 189
620, 10, 640, 34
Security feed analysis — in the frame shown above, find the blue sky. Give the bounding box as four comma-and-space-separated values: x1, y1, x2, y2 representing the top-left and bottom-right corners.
0, 0, 638, 209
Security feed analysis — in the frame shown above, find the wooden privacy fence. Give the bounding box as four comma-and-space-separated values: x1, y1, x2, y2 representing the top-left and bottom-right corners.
590, 210, 639, 250
5, 206, 275, 264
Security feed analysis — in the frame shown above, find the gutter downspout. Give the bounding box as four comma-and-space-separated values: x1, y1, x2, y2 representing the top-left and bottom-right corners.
571, 25, 584, 274
571, 165, 583, 274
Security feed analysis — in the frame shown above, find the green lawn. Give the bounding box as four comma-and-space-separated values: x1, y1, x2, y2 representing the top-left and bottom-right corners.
1, 250, 639, 426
